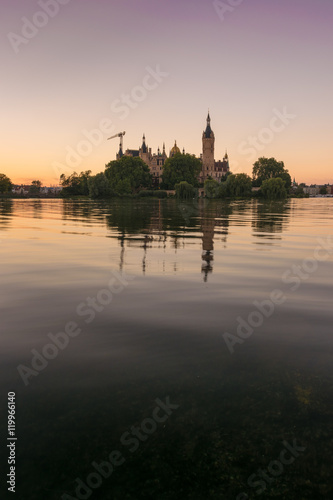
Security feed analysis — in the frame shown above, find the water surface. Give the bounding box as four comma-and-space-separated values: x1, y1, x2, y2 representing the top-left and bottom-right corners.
1, 198, 332, 499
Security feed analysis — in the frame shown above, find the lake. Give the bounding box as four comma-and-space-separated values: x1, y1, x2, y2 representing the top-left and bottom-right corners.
1, 197, 332, 500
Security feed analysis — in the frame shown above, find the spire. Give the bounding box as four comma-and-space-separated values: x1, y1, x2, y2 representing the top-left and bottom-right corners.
141, 133, 147, 153
204, 111, 213, 138
163, 142, 165, 154
182, 147, 185, 154
224, 150, 228, 160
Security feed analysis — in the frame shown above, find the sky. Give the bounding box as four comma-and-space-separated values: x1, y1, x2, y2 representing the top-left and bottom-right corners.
1, 0, 332, 185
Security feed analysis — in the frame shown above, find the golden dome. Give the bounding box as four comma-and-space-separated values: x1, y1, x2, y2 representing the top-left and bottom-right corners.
170, 140, 180, 156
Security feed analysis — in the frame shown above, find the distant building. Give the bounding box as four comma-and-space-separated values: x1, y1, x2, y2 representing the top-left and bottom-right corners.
11, 184, 62, 196
303, 185, 319, 196
303, 184, 333, 196
115, 113, 230, 184
12, 185, 30, 195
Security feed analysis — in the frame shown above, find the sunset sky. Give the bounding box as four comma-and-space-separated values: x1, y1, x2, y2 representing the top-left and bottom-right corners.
1, 0, 332, 185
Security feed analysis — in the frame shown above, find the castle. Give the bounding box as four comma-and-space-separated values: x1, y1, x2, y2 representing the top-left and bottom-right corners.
116, 113, 229, 183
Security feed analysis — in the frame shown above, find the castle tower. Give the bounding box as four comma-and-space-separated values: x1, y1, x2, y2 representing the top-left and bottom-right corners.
202, 112, 215, 180
139, 133, 151, 165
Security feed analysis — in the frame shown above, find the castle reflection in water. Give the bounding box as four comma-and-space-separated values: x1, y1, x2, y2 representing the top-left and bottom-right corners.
0, 198, 291, 282
101, 198, 291, 281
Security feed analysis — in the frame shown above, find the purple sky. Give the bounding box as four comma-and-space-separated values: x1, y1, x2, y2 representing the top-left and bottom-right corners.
1, 0, 332, 184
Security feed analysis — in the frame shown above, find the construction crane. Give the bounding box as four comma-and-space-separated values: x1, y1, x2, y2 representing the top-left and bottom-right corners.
107, 131, 126, 154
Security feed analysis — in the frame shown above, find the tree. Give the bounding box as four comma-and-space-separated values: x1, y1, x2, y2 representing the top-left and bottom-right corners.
60, 171, 91, 196
294, 185, 305, 197
225, 173, 252, 197
319, 186, 328, 195
0, 174, 12, 193
252, 157, 291, 188
88, 173, 113, 199
161, 153, 201, 189
79, 170, 92, 195
221, 171, 232, 182
175, 181, 197, 200
105, 156, 152, 194
261, 177, 287, 200
29, 180, 42, 196
204, 179, 219, 198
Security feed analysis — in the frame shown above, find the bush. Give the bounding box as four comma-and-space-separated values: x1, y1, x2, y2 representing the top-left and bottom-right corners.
261, 177, 287, 200
175, 181, 198, 200
204, 179, 219, 198
225, 173, 252, 197
138, 190, 168, 198
156, 190, 167, 198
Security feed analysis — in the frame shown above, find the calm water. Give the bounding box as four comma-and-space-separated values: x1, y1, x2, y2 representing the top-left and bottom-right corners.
1, 198, 332, 500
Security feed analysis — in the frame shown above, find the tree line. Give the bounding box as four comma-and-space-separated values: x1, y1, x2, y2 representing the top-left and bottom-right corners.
0, 155, 297, 200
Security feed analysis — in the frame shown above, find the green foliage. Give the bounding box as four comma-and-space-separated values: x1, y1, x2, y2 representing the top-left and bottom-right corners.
29, 180, 42, 196
60, 170, 91, 197
175, 181, 197, 200
105, 156, 152, 194
261, 177, 287, 200
319, 186, 328, 195
0, 173, 12, 193
162, 153, 201, 189
217, 182, 227, 198
203, 174, 252, 199
138, 190, 167, 198
252, 157, 291, 188
225, 173, 252, 197
294, 185, 306, 197
204, 179, 219, 198
88, 173, 113, 199
221, 171, 232, 182
279, 172, 292, 189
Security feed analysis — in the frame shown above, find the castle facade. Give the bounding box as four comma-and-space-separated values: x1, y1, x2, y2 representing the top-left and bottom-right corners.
117, 113, 229, 184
